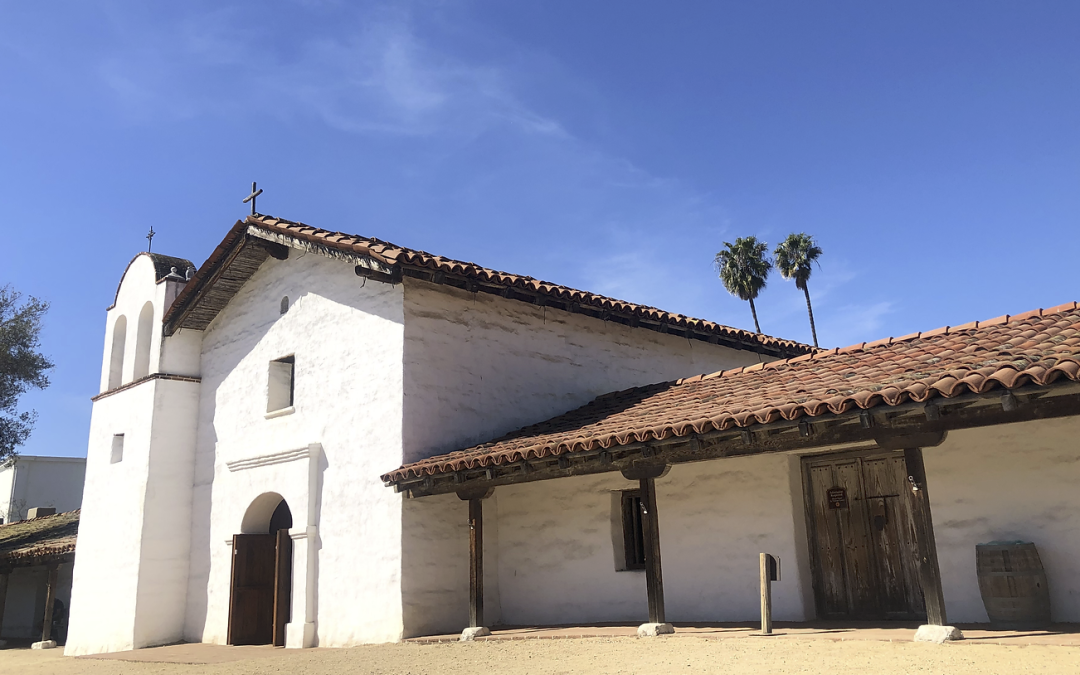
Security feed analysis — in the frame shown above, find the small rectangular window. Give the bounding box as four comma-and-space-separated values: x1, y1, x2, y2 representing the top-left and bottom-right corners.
111, 434, 125, 464
267, 356, 295, 413
621, 490, 646, 570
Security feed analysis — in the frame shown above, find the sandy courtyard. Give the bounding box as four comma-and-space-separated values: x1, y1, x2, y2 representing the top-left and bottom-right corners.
4, 638, 1080, 675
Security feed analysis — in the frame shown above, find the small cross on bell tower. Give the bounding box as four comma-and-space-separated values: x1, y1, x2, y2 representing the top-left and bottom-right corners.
146, 226, 156, 252
243, 182, 264, 216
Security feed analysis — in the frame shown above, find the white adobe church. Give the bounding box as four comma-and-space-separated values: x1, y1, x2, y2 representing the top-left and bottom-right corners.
66, 214, 1080, 655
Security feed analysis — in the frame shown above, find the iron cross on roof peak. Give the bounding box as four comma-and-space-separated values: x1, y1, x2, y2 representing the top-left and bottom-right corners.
146, 226, 156, 252
242, 182, 263, 216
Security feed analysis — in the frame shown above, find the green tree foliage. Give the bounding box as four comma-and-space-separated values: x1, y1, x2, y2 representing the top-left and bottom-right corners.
774, 233, 823, 348
714, 236, 772, 334
0, 286, 53, 461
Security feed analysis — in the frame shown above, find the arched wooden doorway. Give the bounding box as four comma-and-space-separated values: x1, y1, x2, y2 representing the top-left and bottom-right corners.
228, 494, 292, 646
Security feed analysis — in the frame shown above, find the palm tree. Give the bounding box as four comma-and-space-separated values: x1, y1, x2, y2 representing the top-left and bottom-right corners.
714, 236, 772, 334
774, 233, 823, 347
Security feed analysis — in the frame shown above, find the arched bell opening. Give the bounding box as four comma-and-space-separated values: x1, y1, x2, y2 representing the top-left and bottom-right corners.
229, 493, 293, 647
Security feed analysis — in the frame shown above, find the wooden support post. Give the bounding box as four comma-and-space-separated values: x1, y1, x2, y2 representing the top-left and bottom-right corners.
40, 563, 59, 643
639, 477, 666, 624
468, 498, 484, 629
903, 447, 948, 626
0, 570, 9, 639
759, 553, 773, 635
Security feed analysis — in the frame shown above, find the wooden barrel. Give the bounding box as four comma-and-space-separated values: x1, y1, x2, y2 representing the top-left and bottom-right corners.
976, 542, 1051, 629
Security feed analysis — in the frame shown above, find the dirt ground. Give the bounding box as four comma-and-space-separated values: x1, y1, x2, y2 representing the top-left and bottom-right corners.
4, 638, 1080, 675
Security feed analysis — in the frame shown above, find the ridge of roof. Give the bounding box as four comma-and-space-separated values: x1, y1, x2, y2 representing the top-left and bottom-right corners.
247, 215, 811, 355
163, 213, 812, 356
382, 302, 1080, 482
675, 301, 1080, 385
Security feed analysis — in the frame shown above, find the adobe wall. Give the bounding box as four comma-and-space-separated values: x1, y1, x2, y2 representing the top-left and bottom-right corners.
65, 381, 156, 654
400, 280, 765, 464
924, 414, 1080, 623
183, 252, 407, 647
398, 279, 774, 636
489, 454, 813, 626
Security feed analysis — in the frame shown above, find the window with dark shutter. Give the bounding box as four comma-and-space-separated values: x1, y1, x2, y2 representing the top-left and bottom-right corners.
621, 490, 646, 570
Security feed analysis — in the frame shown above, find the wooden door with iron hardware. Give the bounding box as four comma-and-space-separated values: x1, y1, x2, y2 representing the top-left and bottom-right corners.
803, 450, 925, 620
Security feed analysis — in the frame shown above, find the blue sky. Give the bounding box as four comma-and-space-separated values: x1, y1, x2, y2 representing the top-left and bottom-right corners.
3, 1, 1078, 458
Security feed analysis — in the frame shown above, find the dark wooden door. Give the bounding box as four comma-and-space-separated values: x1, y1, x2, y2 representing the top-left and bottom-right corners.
228, 532, 292, 646
228, 534, 276, 645
803, 451, 925, 620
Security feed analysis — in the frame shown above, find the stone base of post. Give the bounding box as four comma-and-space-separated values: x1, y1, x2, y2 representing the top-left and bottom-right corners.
460, 626, 491, 641
914, 625, 964, 643
637, 622, 674, 637
31, 640, 57, 650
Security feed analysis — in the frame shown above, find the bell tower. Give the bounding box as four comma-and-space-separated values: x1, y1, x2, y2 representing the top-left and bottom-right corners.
65, 252, 203, 655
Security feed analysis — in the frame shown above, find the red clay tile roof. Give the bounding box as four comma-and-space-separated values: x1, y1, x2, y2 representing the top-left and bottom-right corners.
383, 302, 1080, 482
163, 214, 810, 356
0, 509, 79, 565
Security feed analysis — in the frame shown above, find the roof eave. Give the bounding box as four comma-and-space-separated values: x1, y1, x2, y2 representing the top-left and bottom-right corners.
384, 380, 1080, 497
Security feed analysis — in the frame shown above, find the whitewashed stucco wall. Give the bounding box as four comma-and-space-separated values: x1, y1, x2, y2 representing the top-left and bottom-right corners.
400, 493, 501, 638
400, 280, 763, 464
491, 455, 812, 626
398, 279, 769, 634
65, 373, 155, 654
925, 415, 1080, 623
183, 252, 406, 647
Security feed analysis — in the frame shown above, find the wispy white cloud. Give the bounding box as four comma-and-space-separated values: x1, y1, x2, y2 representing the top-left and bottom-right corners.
89, 4, 567, 140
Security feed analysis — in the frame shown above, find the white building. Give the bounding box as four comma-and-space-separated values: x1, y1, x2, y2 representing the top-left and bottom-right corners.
0, 455, 86, 524
65, 214, 1080, 655
65, 214, 807, 655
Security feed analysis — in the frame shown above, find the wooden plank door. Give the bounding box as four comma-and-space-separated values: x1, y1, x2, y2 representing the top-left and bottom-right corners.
228, 534, 276, 645
804, 451, 925, 621
806, 463, 849, 616
273, 529, 292, 647
862, 456, 925, 618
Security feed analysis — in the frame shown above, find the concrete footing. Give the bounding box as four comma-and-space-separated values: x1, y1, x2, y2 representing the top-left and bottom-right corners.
31, 640, 57, 650
460, 627, 492, 641
637, 623, 675, 637
914, 625, 964, 643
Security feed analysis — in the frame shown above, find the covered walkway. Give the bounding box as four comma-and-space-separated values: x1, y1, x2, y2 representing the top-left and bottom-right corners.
406, 622, 1080, 647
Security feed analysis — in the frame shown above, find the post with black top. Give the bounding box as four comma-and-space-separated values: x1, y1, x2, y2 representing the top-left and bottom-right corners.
622, 462, 674, 636
640, 476, 666, 625
458, 487, 494, 641
760, 553, 780, 635
901, 444, 964, 643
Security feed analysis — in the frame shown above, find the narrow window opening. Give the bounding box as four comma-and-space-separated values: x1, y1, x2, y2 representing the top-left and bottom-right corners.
133, 301, 154, 380
108, 315, 127, 390
267, 356, 295, 413
621, 490, 646, 570
280, 296, 289, 315
111, 434, 125, 464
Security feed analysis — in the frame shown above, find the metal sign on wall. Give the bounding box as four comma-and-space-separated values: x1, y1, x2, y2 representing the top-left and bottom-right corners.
826, 487, 848, 510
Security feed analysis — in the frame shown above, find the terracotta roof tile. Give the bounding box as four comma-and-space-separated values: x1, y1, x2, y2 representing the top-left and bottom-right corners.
242, 215, 810, 356
383, 304, 1080, 482
0, 510, 79, 564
